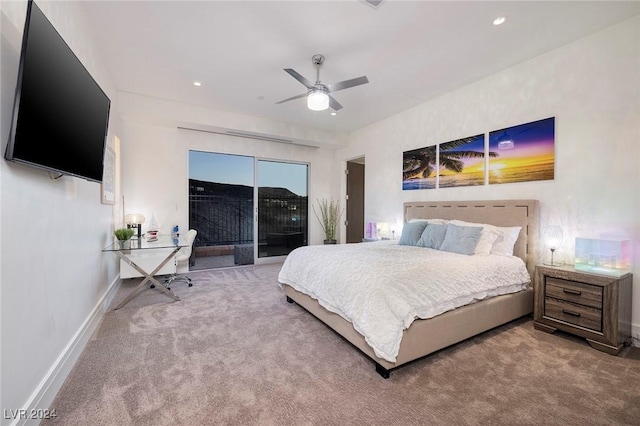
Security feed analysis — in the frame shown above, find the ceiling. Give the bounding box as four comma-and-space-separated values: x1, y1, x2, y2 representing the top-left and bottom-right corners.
79, 1, 640, 133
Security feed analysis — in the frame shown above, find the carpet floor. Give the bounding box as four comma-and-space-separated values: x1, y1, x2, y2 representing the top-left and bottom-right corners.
44, 264, 640, 425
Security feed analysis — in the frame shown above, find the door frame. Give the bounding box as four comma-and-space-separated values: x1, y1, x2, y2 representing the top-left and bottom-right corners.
340, 154, 366, 244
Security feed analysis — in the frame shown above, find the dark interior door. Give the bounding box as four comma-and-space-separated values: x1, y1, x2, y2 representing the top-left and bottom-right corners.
346, 161, 365, 243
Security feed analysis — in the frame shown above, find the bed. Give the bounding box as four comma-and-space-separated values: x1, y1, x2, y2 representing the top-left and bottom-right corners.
278, 200, 539, 378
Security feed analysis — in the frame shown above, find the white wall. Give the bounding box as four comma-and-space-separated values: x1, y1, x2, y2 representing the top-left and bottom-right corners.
0, 1, 120, 423
337, 17, 640, 340
118, 93, 344, 247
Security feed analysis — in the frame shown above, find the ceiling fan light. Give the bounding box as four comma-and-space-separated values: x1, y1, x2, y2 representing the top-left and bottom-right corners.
307, 90, 329, 111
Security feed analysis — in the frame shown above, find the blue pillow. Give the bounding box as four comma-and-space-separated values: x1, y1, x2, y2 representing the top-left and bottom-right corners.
439, 223, 482, 255
398, 221, 428, 246
417, 223, 447, 249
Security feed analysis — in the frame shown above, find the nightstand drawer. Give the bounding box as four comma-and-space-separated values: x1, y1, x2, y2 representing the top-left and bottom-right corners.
544, 297, 602, 332
545, 277, 602, 309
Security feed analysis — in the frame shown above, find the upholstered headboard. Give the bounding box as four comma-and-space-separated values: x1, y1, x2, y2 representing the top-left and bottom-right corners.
404, 200, 539, 276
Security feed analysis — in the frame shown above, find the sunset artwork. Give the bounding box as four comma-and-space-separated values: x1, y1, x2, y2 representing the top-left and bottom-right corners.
438, 134, 487, 188
402, 144, 437, 190
488, 117, 555, 185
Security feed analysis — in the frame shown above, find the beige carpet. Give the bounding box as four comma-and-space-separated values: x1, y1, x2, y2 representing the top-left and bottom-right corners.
44, 264, 640, 425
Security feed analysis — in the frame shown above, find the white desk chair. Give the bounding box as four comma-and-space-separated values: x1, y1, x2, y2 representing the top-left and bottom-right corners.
165, 229, 197, 289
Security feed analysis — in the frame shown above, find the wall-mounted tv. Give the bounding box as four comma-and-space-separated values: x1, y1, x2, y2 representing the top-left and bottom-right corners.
4, 0, 111, 183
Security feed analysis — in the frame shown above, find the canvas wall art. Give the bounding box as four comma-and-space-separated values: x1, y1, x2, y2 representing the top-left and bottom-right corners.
438, 134, 488, 188
488, 117, 555, 185
402, 144, 437, 190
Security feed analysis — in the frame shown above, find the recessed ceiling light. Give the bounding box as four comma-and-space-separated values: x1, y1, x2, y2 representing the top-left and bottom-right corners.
330, 112, 337, 116
493, 16, 507, 26
193, 81, 202, 87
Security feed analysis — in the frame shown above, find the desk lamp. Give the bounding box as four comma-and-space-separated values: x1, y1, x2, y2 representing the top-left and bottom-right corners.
124, 213, 145, 239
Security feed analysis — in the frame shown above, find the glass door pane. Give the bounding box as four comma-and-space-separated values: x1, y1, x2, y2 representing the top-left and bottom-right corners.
256, 160, 308, 260
188, 151, 254, 269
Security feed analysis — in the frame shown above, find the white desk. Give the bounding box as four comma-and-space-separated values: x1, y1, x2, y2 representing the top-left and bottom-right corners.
103, 235, 187, 310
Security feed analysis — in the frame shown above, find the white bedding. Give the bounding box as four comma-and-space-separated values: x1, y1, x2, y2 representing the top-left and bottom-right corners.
277, 240, 531, 363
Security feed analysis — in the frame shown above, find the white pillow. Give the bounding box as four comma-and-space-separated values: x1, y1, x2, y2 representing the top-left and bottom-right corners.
491, 226, 522, 257
448, 220, 501, 256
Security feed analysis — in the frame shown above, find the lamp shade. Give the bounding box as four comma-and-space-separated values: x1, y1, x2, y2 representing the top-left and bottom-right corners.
544, 225, 563, 249
307, 90, 329, 111
124, 213, 145, 225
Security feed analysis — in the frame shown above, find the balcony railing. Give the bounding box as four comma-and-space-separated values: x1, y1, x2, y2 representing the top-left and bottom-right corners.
189, 193, 308, 248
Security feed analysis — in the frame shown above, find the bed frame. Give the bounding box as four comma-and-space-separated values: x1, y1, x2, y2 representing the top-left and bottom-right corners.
283, 199, 539, 378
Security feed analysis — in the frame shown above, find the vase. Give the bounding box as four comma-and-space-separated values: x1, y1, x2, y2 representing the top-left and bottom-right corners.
323, 239, 337, 245
117, 239, 131, 249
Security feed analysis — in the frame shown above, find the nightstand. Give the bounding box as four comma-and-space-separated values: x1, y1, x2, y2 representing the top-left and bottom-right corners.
533, 265, 632, 355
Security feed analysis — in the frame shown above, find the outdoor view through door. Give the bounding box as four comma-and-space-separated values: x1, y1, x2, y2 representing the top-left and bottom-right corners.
257, 160, 308, 259
188, 151, 308, 270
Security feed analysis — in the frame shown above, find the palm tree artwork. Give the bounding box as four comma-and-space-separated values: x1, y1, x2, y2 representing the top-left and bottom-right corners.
403, 134, 497, 190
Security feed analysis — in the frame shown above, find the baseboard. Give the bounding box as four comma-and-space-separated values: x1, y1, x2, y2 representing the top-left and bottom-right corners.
11, 276, 121, 426
632, 323, 640, 348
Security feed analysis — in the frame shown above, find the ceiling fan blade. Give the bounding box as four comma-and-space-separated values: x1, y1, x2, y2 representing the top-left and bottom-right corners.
284, 68, 314, 89
327, 76, 369, 93
328, 95, 343, 111
275, 92, 308, 105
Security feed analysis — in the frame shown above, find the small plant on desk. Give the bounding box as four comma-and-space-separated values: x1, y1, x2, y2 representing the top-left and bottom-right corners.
114, 228, 134, 241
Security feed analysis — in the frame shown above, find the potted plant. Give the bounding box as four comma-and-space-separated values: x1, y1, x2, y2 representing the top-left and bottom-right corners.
114, 227, 134, 248
313, 198, 343, 244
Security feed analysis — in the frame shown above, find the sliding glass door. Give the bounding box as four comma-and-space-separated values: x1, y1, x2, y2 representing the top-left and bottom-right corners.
188, 151, 308, 269
256, 160, 308, 263
189, 151, 254, 270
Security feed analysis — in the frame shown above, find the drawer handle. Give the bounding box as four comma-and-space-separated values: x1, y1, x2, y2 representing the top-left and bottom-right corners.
562, 309, 581, 317
562, 288, 582, 296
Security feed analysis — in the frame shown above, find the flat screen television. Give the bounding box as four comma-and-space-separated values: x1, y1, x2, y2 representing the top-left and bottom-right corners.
4, 0, 111, 183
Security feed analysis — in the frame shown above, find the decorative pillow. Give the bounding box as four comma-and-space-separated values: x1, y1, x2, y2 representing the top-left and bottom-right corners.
491, 226, 522, 256
417, 223, 447, 249
398, 221, 428, 246
439, 223, 483, 255
449, 220, 501, 256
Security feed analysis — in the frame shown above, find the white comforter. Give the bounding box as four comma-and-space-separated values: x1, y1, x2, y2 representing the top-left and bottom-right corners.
277, 240, 531, 363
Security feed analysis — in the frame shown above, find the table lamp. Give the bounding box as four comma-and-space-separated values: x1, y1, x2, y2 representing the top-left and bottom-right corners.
543, 225, 563, 266
124, 213, 145, 238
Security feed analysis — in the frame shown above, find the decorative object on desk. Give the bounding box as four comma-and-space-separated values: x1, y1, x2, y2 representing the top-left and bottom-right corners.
146, 214, 160, 241
543, 225, 563, 266
575, 237, 631, 277
313, 198, 343, 244
114, 228, 134, 248
124, 213, 145, 238
114, 228, 134, 240
171, 225, 180, 245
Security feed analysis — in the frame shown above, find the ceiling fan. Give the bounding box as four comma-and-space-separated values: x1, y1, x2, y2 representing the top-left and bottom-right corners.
276, 54, 369, 112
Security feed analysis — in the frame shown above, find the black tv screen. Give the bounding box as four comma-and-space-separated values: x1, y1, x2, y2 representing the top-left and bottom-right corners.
4, 0, 111, 183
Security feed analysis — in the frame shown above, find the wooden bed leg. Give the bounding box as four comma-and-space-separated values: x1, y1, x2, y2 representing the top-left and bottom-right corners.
375, 363, 390, 379
286, 296, 294, 303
